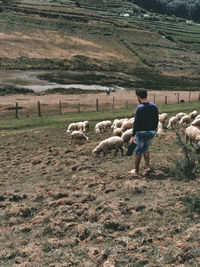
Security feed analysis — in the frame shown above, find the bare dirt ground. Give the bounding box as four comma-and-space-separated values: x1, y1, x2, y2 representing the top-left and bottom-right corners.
0, 118, 200, 266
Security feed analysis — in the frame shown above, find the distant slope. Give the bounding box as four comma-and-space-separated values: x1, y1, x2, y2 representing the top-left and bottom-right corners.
0, 0, 200, 90
127, 0, 200, 23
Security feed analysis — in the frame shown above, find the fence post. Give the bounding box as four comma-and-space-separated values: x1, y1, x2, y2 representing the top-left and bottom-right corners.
165, 96, 167, 104
153, 94, 155, 103
112, 96, 114, 109
38, 101, 41, 117
15, 102, 18, 119
96, 98, 99, 112
198, 92, 200, 102
189, 91, 191, 102
59, 100, 62, 115
125, 100, 128, 109
177, 92, 179, 103
78, 102, 80, 113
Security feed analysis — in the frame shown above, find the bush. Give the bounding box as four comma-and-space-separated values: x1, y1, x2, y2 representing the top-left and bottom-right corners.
183, 192, 200, 214
168, 132, 200, 180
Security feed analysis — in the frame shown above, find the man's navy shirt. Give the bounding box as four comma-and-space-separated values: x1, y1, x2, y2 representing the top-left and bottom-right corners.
132, 102, 159, 136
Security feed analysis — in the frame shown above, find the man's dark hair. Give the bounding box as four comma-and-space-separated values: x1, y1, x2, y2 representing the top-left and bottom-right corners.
136, 88, 147, 99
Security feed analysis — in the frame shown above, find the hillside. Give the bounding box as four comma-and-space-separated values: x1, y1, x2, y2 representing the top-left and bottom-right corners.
0, 0, 200, 90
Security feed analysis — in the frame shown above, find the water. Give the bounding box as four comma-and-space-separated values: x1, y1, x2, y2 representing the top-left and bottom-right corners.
0, 69, 123, 92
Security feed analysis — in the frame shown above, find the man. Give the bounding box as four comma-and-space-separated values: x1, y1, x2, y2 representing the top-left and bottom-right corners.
129, 88, 158, 175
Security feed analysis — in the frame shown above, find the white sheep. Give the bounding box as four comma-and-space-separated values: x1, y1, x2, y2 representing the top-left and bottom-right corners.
195, 114, 200, 120
175, 112, 186, 120
191, 118, 200, 127
70, 130, 89, 143
121, 118, 134, 132
95, 121, 106, 134
167, 116, 178, 129
111, 118, 128, 130
179, 114, 192, 125
92, 136, 124, 157
103, 120, 112, 130
121, 129, 133, 143
66, 122, 79, 133
159, 113, 168, 124
156, 122, 163, 137
113, 127, 123, 137
83, 121, 89, 131
190, 110, 198, 119
185, 125, 200, 144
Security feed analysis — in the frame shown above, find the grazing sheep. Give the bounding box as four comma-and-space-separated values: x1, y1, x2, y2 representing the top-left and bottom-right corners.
83, 121, 89, 131
67, 121, 88, 133
176, 112, 186, 120
121, 129, 133, 143
156, 122, 163, 137
95, 121, 106, 134
111, 118, 128, 130
121, 118, 134, 132
190, 110, 198, 118
167, 116, 178, 129
67, 122, 79, 133
179, 114, 192, 125
159, 113, 168, 124
185, 125, 200, 144
191, 118, 200, 127
103, 120, 112, 130
92, 136, 124, 157
71, 130, 89, 143
113, 127, 123, 137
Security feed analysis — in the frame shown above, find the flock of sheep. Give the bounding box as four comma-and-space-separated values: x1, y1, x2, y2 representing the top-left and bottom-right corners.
66, 110, 200, 157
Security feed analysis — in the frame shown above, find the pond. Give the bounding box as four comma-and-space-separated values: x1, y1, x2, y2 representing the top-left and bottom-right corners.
0, 69, 120, 92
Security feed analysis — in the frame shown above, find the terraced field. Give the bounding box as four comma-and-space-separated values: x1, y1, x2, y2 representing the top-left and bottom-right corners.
1, 0, 200, 90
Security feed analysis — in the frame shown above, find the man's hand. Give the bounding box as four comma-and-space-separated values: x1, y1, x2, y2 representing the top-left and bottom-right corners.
129, 136, 135, 144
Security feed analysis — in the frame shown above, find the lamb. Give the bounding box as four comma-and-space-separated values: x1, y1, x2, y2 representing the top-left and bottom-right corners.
175, 112, 186, 120
191, 118, 200, 127
159, 113, 168, 124
121, 118, 134, 132
185, 125, 200, 144
156, 121, 163, 137
121, 129, 133, 143
70, 130, 89, 143
167, 116, 178, 129
92, 136, 124, 157
179, 114, 192, 125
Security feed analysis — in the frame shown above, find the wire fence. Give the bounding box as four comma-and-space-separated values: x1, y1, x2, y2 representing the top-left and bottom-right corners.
0, 90, 200, 119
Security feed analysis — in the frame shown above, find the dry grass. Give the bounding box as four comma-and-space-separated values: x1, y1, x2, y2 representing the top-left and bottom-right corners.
0, 116, 199, 266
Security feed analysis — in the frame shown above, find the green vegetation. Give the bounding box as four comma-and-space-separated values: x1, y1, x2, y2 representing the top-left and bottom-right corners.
183, 192, 200, 214
0, 85, 34, 95
0, 101, 199, 130
167, 132, 200, 180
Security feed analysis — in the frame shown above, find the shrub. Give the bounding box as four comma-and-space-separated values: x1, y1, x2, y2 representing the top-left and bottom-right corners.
168, 132, 200, 180
183, 192, 200, 214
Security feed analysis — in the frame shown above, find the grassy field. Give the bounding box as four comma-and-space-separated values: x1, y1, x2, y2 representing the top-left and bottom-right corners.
0, 101, 200, 265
